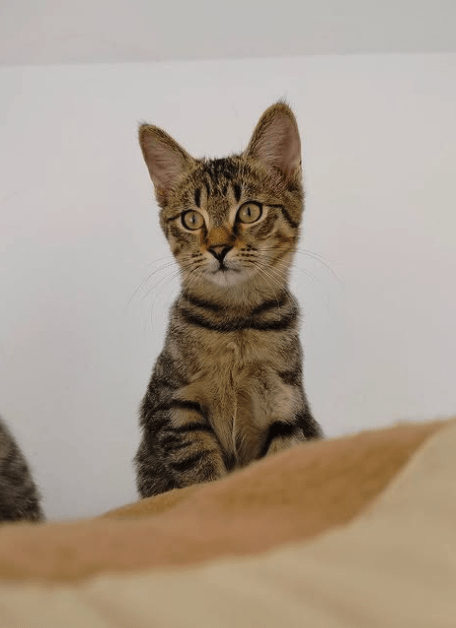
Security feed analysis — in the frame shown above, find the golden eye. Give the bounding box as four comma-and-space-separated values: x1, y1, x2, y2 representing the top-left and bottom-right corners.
237, 202, 262, 224
182, 210, 204, 230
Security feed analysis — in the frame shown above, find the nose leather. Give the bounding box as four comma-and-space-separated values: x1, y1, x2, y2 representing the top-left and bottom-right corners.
208, 245, 232, 263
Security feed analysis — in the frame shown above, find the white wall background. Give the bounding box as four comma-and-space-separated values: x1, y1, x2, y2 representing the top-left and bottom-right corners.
1, 53, 456, 520
2, 0, 456, 64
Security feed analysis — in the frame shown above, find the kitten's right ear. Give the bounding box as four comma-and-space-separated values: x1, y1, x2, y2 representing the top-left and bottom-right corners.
138, 125, 195, 206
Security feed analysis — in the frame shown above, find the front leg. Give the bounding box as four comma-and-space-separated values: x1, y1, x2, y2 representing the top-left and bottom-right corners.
243, 363, 323, 461
260, 407, 323, 459
260, 418, 306, 458
136, 398, 227, 498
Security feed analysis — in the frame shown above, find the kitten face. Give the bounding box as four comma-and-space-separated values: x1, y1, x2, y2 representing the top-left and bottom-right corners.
162, 158, 300, 288
139, 102, 304, 291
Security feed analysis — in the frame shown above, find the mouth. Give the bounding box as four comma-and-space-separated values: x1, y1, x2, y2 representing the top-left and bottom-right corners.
212, 263, 240, 274
211, 261, 241, 275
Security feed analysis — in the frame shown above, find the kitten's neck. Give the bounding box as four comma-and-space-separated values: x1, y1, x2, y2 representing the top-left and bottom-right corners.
181, 266, 292, 312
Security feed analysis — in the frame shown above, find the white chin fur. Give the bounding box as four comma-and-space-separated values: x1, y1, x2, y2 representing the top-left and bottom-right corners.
206, 269, 247, 287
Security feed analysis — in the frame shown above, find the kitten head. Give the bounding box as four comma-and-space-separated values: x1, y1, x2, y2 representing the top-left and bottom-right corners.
139, 102, 304, 291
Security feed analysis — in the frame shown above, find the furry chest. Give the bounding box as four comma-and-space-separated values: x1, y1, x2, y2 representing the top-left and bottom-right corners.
184, 331, 292, 463
194, 329, 280, 375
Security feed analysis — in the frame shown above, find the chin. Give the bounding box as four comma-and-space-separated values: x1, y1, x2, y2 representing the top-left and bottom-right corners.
206, 269, 248, 288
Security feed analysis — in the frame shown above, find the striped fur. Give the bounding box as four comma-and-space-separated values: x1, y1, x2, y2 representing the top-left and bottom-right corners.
135, 102, 322, 498
0, 416, 44, 522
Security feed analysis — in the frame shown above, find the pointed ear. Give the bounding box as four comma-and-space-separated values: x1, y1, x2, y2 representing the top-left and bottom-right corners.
138, 124, 195, 205
245, 102, 301, 180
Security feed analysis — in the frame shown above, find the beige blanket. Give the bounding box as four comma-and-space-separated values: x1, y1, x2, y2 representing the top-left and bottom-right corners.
0, 417, 455, 626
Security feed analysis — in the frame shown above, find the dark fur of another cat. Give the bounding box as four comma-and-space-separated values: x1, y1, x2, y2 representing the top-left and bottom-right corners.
0, 416, 44, 522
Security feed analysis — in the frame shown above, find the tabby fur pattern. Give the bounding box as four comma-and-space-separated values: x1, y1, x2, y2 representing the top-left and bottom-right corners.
0, 416, 44, 522
135, 102, 322, 498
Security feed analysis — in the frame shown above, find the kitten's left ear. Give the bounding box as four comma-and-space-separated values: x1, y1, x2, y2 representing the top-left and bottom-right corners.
139, 124, 195, 206
245, 102, 301, 180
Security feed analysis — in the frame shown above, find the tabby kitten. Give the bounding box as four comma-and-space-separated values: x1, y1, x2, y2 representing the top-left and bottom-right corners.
0, 416, 44, 522
135, 102, 322, 498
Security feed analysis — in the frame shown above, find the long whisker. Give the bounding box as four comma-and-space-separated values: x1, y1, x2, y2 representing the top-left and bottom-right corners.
126, 260, 180, 307
149, 269, 184, 318
143, 268, 180, 303
247, 261, 283, 307
294, 250, 341, 282
256, 258, 294, 286
141, 258, 198, 303
271, 258, 331, 313
271, 258, 320, 287
261, 245, 333, 263
249, 255, 331, 315
248, 260, 294, 303
261, 246, 341, 282
185, 265, 206, 292
127, 252, 200, 308
147, 258, 204, 319
145, 254, 175, 268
